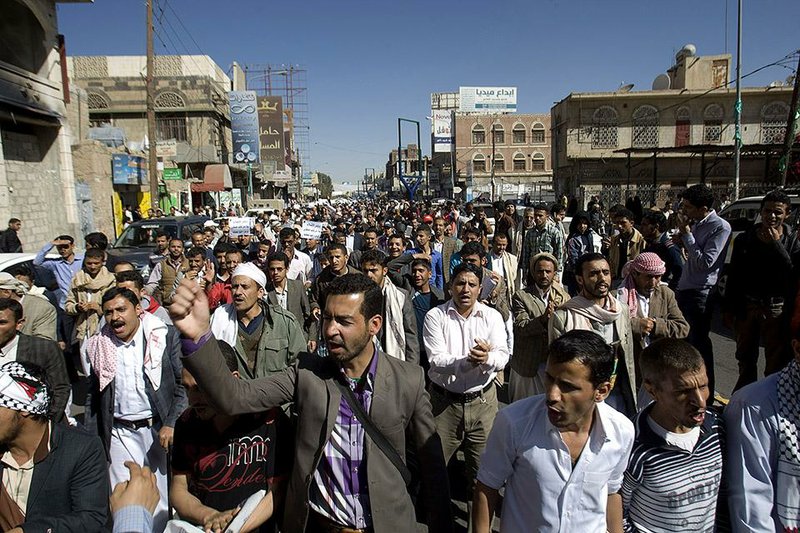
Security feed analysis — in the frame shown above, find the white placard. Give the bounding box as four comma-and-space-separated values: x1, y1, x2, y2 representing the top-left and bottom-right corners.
300, 220, 325, 240
228, 217, 255, 237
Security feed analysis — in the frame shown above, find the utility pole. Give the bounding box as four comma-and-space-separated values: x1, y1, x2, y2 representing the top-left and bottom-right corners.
732, 0, 742, 200
146, 0, 159, 212
780, 53, 800, 187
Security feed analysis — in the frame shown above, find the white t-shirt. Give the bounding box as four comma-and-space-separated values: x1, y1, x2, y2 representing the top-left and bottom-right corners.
478, 395, 635, 533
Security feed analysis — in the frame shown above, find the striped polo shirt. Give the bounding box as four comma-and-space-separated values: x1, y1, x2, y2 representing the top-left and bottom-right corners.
622, 403, 726, 532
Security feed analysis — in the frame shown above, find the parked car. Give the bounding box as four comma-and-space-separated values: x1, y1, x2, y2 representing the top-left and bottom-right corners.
0, 253, 59, 304
107, 216, 209, 273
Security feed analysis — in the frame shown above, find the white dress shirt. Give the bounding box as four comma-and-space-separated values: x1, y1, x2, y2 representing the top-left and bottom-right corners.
478, 396, 635, 533
636, 291, 651, 347
423, 300, 510, 393
113, 325, 153, 421
287, 249, 313, 284
0, 334, 19, 365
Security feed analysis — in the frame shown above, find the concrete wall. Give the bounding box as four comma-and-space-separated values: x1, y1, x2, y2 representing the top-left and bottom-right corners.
71, 140, 116, 238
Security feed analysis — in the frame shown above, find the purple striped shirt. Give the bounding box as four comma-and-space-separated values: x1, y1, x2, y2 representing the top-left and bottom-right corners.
308, 348, 378, 528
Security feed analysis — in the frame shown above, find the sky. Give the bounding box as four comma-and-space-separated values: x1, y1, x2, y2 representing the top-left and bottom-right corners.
57, 0, 799, 185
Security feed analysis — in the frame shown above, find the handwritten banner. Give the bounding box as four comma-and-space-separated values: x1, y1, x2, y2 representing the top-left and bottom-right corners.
300, 220, 325, 240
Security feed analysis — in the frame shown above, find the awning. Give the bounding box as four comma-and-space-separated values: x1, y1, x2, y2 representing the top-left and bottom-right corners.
192, 164, 232, 192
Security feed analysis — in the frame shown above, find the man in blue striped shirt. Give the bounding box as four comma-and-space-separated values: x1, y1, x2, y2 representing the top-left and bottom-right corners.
622, 338, 726, 532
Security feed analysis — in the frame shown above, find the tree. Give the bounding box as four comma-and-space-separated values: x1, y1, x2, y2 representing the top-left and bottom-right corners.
317, 172, 333, 199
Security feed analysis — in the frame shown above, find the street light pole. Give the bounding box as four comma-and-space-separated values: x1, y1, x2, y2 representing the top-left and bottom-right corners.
490, 121, 496, 202
733, 0, 742, 199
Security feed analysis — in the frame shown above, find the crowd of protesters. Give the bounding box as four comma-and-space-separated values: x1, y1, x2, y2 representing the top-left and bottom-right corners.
0, 182, 798, 532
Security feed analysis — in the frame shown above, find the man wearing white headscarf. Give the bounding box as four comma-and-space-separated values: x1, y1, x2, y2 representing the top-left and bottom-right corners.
0, 273, 56, 341
0, 361, 108, 532
210, 262, 306, 379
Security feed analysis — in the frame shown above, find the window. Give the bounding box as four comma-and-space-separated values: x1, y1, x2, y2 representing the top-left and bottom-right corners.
492, 154, 505, 171
531, 122, 546, 144
89, 115, 111, 128
156, 115, 188, 142
531, 152, 545, 171
675, 107, 691, 147
703, 104, 724, 143
632, 105, 659, 148
87, 92, 109, 110
472, 125, 486, 145
492, 125, 505, 144
512, 124, 526, 144
472, 154, 486, 172
155, 91, 186, 109
513, 153, 526, 171
761, 102, 790, 144
592, 107, 618, 148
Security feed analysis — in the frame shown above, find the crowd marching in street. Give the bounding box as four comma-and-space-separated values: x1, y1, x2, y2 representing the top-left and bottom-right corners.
1, 182, 799, 533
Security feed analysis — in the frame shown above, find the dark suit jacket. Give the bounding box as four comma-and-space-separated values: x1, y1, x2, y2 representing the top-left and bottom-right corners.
0, 422, 109, 532
266, 278, 319, 340
16, 333, 70, 422
184, 340, 453, 533
84, 326, 188, 456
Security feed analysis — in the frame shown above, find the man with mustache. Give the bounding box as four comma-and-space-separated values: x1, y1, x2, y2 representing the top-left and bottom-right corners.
473, 330, 634, 533
621, 338, 724, 532
209, 263, 305, 379
549, 253, 637, 418
168, 274, 453, 533
83, 287, 187, 532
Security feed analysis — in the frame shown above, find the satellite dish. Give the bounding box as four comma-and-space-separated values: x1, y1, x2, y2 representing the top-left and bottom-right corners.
652, 73, 671, 90
769, 80, 784, 88
617, 83, 635, 93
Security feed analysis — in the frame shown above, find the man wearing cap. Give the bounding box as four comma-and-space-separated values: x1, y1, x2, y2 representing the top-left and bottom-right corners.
210, 263, 306, 379
0, 361, 109, 531
0, 272, 57, 341
83, 287, 187, 531
615, 252, 689, 371
378, 220, 394, 253
0, 298, 70, 421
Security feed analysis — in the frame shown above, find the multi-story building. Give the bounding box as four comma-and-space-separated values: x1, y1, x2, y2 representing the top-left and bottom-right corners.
67, 54, 241, 215
1, 0, 87, 247
454, 112, 553, 201
383, 144, 422, 196
551, 46, 796, 204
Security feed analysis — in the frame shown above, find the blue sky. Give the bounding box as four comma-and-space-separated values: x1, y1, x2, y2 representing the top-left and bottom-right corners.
57, 0, 799, 184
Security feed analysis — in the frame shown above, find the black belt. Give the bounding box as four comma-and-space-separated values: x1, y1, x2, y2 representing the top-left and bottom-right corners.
114, 417, 154, 430
430, 381, 493, 403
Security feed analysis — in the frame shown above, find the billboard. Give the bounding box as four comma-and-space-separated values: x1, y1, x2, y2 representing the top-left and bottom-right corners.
229, 91, 260, 165
257, 96, 286, 171
112, 154, 147, 185
432, 109, 453, 153
459, 86, 517, 113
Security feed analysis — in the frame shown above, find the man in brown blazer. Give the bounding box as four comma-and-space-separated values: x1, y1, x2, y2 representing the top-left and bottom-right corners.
169, 274, 453, 533
510, 253, 570, 402
615, 252, 689, 382
433, 216, 463, 284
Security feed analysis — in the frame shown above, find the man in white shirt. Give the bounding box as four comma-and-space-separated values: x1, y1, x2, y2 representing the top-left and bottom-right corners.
279, 227, 312, 285
724, 327, 800, 532
488, 234, 519, 307
423, 262, 509, 498
473, 329, 634, 533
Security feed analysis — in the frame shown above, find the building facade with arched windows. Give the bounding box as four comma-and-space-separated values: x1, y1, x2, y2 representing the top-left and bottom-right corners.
550, 51, 796, 199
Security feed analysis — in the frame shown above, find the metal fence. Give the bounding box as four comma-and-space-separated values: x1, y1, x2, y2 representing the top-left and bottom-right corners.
579, 182, 782, 211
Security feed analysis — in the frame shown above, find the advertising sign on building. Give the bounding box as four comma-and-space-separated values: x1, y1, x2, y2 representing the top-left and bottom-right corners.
459, 87, 517, 113
271, 169, 293, 184
156, 139, 177, 158
112, 154, 147, 185
229, 91, 260, 165
432, 109, 453, 153
162, 168, 183, 180
257, 96, 286, 171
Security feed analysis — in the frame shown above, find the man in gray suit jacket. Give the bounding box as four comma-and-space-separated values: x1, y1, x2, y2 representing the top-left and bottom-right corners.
0, 273, 57, 341
169, 273, 453, 533
0, 360, 109, 532
0, 298, 70, 422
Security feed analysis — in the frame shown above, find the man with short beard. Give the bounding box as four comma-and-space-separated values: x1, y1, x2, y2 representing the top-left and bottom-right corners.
0, 361, 109, 531
83, 287, 187, 531
433, 217, 463, 285
410, 258, 446, 375
615, 253, 688, 369
640, 210, 684, 289
359, 249, 419, 364
549, 253, 637, 418
168, 274, 454, 533
279, 228, 312, 284
210, 263, 305, 379
312, 243, 360, 312
266, 252, 319, 352
510, 253, 569, 402
521, 204, 565, 282
145, 238, 189, 305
